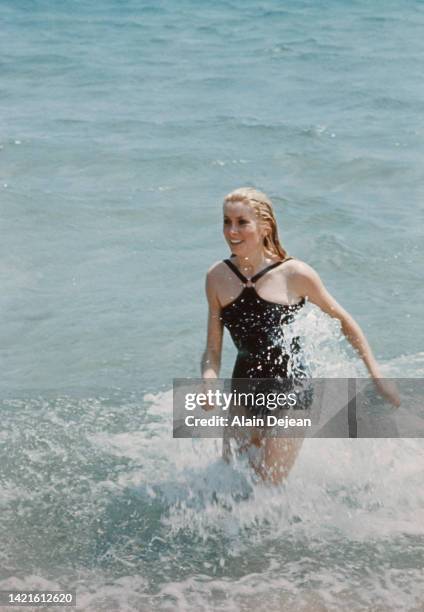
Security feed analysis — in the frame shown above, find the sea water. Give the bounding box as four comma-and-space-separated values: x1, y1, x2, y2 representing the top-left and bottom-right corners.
1, 0, 423, 610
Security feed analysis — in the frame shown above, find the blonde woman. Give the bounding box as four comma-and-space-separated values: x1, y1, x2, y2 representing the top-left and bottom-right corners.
202, 187, 399, 484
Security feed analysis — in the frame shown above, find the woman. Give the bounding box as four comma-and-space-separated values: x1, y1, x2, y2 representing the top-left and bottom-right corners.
201, 187, 400, 484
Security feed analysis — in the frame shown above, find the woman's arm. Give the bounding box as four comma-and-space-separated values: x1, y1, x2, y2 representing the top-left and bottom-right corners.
201, 269, 224, 379
290, 262, 400, 406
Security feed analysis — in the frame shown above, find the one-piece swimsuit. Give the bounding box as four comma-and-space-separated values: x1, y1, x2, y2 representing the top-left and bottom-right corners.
219, 257, 311, 415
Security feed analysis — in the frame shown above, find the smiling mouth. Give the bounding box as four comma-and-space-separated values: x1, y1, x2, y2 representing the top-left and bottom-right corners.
229, 240, 243, 244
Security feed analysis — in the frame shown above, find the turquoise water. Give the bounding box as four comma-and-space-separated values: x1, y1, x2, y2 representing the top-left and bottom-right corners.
1, 1, 423, 610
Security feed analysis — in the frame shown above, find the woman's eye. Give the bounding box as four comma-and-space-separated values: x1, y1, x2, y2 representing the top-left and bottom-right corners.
239, 220, 247, 225
223, 219, 230, 225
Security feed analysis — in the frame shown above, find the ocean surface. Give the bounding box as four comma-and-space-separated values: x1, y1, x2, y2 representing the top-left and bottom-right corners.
1, 0, 423, 610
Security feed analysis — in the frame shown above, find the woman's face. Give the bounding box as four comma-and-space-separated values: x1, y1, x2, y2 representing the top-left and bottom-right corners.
223, 200, 264, 256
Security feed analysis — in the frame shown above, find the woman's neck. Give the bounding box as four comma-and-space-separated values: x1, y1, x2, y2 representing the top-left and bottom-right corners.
233, 250, 272, 276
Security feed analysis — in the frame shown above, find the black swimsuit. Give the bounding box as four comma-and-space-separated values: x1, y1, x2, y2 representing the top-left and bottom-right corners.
220, 257, 311, 414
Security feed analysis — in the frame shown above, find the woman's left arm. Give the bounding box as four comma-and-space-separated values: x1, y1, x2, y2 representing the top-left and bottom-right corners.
290, 262, 400, 407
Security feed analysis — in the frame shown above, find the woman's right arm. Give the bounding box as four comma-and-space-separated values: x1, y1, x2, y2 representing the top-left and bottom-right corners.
201, 269, 223, 379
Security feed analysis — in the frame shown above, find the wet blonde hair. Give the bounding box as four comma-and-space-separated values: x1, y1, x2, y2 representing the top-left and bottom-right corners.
224, 187, 287, 260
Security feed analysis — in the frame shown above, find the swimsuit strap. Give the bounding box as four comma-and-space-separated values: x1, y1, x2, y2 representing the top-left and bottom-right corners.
223, 256, 293, 285
251, 257, 293, 283
223, 258, 248, 284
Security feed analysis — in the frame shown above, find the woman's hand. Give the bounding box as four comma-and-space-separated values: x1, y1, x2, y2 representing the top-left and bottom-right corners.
372, 377, 401, 407
201, 379, 216, 411
202, 401, 216, 412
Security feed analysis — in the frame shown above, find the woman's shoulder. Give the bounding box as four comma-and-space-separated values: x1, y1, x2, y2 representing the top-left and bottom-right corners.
281, 258, 323, 289
282, 257, 317, 277
283, 258, 324, 295
206, 259, 228, 277
205, 260, 230, 288
205, 261, 230, 304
